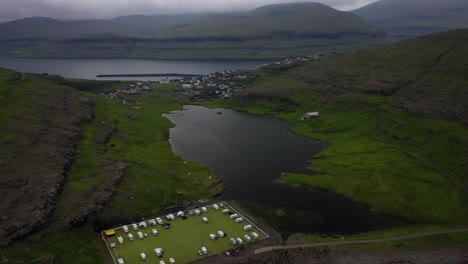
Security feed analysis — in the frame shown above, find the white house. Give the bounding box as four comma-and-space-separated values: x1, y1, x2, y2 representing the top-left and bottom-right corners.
301, 112, 320, 121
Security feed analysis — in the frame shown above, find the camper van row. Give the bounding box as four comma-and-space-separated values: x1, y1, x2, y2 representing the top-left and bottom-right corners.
102, 202, 269, 264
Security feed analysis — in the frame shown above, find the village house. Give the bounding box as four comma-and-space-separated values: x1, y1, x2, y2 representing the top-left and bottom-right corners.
301, 112, 320, 121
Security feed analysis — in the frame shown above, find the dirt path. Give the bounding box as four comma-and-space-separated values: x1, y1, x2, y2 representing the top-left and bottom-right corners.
254, 228, 468, 254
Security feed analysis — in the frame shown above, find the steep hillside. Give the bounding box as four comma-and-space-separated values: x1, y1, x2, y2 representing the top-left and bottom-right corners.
0, 3, 385, 60
289, 29, 468, 124
353, 0, 468, 38
0, 69, 94, 247
0, 73, 223, 262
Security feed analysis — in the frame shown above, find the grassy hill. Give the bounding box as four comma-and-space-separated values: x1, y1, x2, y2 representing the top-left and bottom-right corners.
0, 69, 94, 247
0, 3, 386, 60
0, 70, 223, 262
352, 0, 468, 38
290, 29, 468, 124
206, 29, 468, 227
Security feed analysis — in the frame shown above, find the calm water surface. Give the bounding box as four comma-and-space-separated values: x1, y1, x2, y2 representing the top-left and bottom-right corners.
165, 105, 402, 237
0, 57, 268, 80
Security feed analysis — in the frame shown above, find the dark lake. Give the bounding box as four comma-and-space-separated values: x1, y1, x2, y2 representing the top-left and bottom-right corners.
164, 105, 402, 238
0, 57, 269, 81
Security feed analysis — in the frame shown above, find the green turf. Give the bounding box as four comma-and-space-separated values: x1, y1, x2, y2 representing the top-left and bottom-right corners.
104, 203, 267, 264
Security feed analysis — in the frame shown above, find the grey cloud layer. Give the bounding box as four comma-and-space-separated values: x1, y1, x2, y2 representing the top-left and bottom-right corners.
0, 0, 377, 22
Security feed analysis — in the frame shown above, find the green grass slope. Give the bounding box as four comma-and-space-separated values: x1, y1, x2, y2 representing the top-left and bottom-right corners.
0, 3, 385, 59
206, 29, 468, 227
289, 29, 468, 125
352, 0, 468, 38
0, 69, 95, 247
1, 73, 223, 262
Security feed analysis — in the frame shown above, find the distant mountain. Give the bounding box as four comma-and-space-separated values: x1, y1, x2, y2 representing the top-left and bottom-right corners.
352, 0, 468, 38
0, 2, 385, 60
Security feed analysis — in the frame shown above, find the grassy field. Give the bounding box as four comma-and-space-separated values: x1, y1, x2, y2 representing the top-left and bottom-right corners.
105, 203, 267, 264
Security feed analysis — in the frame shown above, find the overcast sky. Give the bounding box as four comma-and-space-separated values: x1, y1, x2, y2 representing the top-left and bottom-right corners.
0, 0, 378, 23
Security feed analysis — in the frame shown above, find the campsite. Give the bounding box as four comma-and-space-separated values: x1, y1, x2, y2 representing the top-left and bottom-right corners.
103, 202, 268, 264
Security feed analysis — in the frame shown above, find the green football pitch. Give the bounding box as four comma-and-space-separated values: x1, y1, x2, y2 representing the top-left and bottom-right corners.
103, 202, 268, 264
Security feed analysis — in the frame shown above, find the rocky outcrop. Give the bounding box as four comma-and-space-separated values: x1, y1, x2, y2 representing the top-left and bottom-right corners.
0, 77, 94, 247
62, 160, 127, 229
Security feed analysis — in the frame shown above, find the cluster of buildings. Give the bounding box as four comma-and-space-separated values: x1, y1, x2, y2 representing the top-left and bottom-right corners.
101, 82, 151, 99
174, 70, 252, 101
99, 52, 339, 102
270, 52, 344, 66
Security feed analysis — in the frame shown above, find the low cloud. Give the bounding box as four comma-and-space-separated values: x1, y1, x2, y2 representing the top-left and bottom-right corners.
0, 0, 377, 22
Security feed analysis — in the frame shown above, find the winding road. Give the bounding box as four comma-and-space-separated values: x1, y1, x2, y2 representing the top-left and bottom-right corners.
254, 228, 468, 254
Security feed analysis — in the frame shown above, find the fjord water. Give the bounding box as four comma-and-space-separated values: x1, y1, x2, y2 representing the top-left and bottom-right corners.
165, 105, 401, 237
0, 57, 268, 80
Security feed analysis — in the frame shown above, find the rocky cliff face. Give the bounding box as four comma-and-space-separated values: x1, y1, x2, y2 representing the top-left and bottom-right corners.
0, 72, 94, 247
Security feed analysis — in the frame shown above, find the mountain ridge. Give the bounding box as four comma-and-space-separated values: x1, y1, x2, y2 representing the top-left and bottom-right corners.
0, 2, 385, 60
